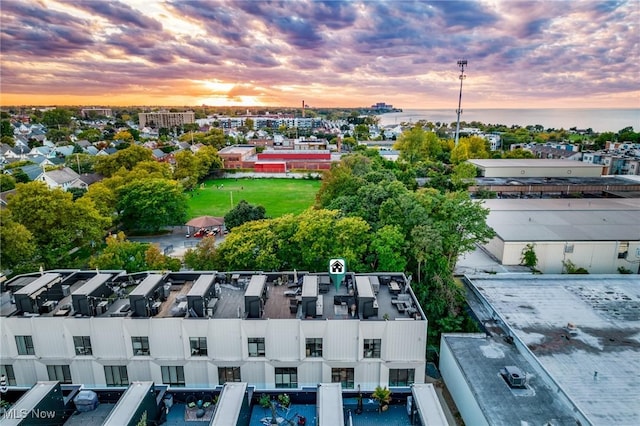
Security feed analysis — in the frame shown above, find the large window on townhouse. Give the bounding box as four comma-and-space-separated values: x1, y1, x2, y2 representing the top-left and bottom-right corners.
331, 368, 354, 389
363, 339, 381, 358
161, 366, 185, 387
131, 336, 150, 356
275, 367, 298, 389
189, 337, 208, 356
305, 338, 323, 357
389, 369, 415, 386
47, 365, 72, 384
15, 335, 35, 355
104, 366, 129, 387
73, 336, 93, 355
248, 338, 265, 357
218, 367, 241, 383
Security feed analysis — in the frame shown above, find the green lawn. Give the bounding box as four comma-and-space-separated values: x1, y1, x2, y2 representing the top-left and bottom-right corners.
187, 178, 322, 219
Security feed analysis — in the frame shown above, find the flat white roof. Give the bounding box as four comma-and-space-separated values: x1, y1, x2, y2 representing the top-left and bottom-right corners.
482, 198, 640, 241
210, 382, 248, 426
317, 383, 344, 426
411, 384, 448, 426
102, 381, 154, 426
467, 275, 640, 425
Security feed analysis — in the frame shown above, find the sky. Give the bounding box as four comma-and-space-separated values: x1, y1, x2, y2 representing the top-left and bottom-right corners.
1, 0, 639, 109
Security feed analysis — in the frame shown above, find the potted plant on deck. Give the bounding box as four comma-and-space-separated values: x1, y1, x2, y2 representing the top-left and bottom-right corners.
371, 385, 391, 412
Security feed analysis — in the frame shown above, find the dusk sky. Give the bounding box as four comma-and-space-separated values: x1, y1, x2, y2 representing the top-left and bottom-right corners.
1, 0, 639, 109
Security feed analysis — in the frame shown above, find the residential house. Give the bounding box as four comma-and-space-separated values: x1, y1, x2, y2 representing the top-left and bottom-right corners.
37, 167, 87, 191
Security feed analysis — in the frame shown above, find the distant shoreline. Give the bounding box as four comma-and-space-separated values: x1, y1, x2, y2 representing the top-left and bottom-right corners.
376, 108, 639, 133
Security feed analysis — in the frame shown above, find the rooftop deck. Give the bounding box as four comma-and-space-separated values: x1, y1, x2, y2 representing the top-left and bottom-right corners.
2, 271, 424, 322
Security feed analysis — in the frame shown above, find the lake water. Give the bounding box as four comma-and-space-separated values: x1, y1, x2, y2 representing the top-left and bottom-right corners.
377, 109, 639, 133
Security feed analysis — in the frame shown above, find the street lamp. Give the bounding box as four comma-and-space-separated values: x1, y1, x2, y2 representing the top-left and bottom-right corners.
454, 59, 468, 146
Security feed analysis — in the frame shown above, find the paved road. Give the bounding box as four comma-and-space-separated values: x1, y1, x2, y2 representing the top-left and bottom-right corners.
128, 226, 226, 259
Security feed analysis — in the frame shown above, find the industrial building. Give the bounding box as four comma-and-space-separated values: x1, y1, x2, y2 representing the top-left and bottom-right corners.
441, 274, 640, 426
468, 159, 603, 178
480, 198, 640, 273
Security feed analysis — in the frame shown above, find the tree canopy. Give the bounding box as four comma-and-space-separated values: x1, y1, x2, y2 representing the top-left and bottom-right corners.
6, 182, 111, 267
117, 178, 188, 232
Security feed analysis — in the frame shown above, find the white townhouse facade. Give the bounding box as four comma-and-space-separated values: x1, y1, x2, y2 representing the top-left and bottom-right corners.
1, 270, 427, 392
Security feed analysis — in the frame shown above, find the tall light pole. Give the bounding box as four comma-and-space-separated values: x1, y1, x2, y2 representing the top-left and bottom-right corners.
454, 59, 467, 146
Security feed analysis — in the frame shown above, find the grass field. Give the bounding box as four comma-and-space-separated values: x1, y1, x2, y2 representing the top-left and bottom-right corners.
187, 178, 322, 219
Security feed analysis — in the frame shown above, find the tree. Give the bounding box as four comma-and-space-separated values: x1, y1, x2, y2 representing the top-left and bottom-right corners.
369, 225, 407, 272
117, 179, 187, 232
89, 232, 179, 275
84, 182, 117, 217
7, 182, 111, 267
371, 386, 391, 412
41, 108, 72, 128
94, 145, 153, 177
1, 120, 12, 138
0, 209, 37, 273
46, 128, 70, 143
65, 153, 95, 174
224, 200, 266, 230
1, 135, 15, 146
113, 130, 134, 144
354, 123, 370, 141
394, 126, 442, 165
503, 148, 535, 159
450, 135, 490, 164
77, 128, 102, 143
0, 174, 16, 191
183, 236, 219, 270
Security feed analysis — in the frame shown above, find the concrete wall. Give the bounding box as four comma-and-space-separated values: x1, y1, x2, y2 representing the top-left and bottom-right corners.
491, 239, 640, 274
0, 316, 426, 391
439, 335, 489, 426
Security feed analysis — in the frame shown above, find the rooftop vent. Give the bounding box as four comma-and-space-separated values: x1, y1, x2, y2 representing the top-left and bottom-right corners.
500, 365, 527, 389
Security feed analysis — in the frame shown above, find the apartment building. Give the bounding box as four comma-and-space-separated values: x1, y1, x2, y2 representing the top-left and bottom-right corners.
0, 270, 426, 392
138, 111, 195, 129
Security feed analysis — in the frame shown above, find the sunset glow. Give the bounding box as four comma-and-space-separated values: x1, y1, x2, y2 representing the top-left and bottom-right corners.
1, 0, 639, 108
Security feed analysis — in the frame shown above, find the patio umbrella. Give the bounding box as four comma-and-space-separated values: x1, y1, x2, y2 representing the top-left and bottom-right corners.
186, 216, 225, 228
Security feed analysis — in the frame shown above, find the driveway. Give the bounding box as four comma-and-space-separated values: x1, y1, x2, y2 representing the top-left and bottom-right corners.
128, 226, 226, 259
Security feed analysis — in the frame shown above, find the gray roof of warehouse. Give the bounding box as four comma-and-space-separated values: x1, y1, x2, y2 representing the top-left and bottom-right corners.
464, 274, 640, 426
481, 198, 640, 241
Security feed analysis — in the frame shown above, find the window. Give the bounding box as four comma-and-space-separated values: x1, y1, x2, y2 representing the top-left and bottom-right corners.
218, 367, 241, 383
275, 367, 297, 389
131, 336, 150, 356
331, 368, 354, 389
363, 339, 381, 358
47, 365, 72, 384
104, 366, 129, 387
248, 338, 265, 357
305, 338, 323, 357
189, 337, 208, 356
161, 366, 185, 387
15, 335, 35, 355
73, 336, 93, 355
564, 244, 574, 254
389, 369, 415, 386
618, 242, 629, 259
1, 365, 16, 386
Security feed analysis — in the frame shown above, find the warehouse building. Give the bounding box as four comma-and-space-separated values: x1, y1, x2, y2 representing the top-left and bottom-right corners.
441, 274, 640, 426
481, 198, 640, 274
